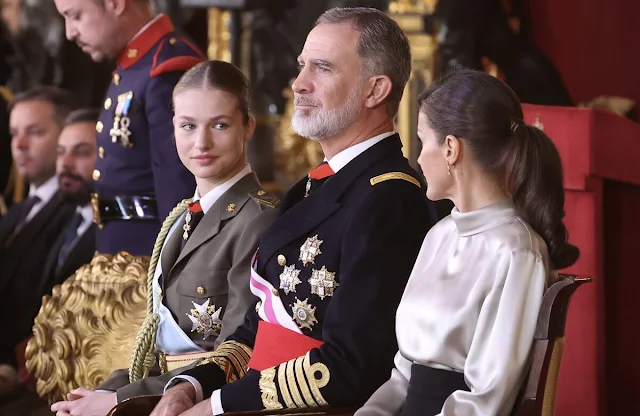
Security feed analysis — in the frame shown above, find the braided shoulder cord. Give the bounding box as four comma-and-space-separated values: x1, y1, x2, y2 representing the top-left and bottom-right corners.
129, 199, 191, 383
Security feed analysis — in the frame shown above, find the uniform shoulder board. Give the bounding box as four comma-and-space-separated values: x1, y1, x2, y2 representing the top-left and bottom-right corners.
249, 190, 281, 209
370, 172, 420, 188
149, 37, 205, 78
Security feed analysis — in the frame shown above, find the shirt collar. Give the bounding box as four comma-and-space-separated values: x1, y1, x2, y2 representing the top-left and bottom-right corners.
326, 131, 395, 173
117, 14, 174, 69
29, 175, 59, 205
76, 204, 94, 226
192, 164, 253, 214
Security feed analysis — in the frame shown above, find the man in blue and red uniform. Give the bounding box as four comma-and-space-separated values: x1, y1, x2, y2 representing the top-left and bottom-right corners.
54, 0, 205, 255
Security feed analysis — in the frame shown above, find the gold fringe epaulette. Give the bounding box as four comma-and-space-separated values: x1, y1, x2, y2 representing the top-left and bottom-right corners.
370, 172, 420, 188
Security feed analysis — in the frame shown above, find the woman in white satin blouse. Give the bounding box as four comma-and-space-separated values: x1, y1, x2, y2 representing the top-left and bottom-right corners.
355, 70, 579, 416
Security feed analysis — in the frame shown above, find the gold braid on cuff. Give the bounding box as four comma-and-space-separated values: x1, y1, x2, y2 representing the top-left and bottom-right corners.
199, 340, 253, 383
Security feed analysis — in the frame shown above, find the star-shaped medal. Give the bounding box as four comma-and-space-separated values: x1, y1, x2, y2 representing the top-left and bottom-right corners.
279, 265, 302, 294
291, 298, 318, 330
186, 299, 222, 340
299, 235, 323, 266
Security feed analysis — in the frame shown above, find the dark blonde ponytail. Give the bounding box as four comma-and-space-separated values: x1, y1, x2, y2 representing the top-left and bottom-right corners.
418, 69, 579, 270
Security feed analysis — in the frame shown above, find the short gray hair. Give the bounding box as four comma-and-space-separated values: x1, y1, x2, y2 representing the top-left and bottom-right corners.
315, 7, 412, 118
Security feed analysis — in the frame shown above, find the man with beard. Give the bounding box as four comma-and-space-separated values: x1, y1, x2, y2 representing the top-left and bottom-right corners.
41, 108, 99, 296
0, 85, 76, 398
140, 7, 439, 416
53, 0, 204, 256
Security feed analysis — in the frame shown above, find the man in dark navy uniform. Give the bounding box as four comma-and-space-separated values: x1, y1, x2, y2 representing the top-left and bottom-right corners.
54, 0, 205, 255
145, 7, 440, 416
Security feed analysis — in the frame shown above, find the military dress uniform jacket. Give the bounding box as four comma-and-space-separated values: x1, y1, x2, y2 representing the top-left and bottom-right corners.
181, 134, 439, 413
98, 172, 280, 402
93, 14, 204, 255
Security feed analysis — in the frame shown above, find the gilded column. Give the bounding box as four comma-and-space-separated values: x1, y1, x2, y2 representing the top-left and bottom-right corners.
207, 8, 232, 62
388, 0, 438, 166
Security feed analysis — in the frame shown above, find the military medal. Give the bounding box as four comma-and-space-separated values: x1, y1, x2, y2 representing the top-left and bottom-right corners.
291, 298, 317, 330
109, 91, 134, 148
186, 299, 222, 340
279, 265, 302, 295
183, 211, 192, 240
309, 266, 338, 300
299, 235, 323, 266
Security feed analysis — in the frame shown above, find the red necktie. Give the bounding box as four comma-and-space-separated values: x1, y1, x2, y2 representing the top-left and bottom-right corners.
309, 161, 335, 180
306, 162, 335, 197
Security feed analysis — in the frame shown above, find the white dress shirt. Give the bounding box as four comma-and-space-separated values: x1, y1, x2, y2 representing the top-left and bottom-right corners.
25, 175, 59, 223
355, 199, 555, 416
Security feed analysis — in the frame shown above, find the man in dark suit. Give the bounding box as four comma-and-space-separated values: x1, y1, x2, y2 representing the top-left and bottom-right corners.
53, 0, 205, 255
149, 7, 439, 416
40, 108, 99, 300
0, 86, 76, 396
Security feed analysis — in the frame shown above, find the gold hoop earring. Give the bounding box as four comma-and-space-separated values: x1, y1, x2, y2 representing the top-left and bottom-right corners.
446, 161, 451, 176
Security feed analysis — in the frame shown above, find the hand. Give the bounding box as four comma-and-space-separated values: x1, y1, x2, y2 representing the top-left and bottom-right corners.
50, 389, 116, 416
179, 399, 213, 416
150, 382, 197, 416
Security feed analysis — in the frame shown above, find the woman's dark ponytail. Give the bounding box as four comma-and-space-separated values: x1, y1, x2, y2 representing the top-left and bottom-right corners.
418, 69, 579, 270
502, 122, 580, 269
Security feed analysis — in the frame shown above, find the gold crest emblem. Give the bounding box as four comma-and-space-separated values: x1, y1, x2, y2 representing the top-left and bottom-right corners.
291, 298, 317, 330
309, 266, 338, 300
279, 265, 302, 295
299, 235, 323, 266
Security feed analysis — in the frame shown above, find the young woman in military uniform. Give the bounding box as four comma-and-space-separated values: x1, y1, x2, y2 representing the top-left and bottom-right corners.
50, 60, 280, 416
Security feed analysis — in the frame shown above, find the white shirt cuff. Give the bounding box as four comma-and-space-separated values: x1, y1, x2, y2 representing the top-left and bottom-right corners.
94, 390, 118, 406
165, 375, 204, 403
211, 389, 224, 415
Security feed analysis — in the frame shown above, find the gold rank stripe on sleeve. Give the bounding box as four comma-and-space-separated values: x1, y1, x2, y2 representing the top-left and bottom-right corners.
200, 340, 253, 383
259, 367, 283, 410
369, 172, 420, 188
260, 352, 330, 411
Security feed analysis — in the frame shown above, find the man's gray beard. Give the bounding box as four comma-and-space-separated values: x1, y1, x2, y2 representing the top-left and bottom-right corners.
291, 85, 363, 141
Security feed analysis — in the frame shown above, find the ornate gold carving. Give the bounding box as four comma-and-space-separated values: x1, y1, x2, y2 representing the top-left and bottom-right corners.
259, 367, 284, 410
25, 252, 149, 403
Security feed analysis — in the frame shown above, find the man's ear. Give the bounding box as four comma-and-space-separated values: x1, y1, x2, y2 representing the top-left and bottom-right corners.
363, 76, 392, 110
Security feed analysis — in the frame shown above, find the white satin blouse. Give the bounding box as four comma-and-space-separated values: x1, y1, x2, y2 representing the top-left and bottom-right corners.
356, 199, 554, 416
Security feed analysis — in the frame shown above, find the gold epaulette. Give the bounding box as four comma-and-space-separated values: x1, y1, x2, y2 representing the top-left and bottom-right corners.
250, 190, 281, 209
370, 172, 420, 188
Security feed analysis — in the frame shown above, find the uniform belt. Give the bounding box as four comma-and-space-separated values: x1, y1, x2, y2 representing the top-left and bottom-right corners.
248, 320, 324, 371
159, 350, 218, 373
90, 193, 159, 227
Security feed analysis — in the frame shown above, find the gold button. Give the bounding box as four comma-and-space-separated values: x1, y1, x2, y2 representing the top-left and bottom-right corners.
104, 98, 112, 110
257, 190, 266, 196
272, 289, 279, 297
127, 49, 138, 58
169, 37, 177, 45
98, 147, 104, 158
96, 121, 103, 133
226, 203, 236, 212
277, 255, 286, 266
113, 73, 120, 85
92, 169, 101, 181
197, 286, 205, 295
